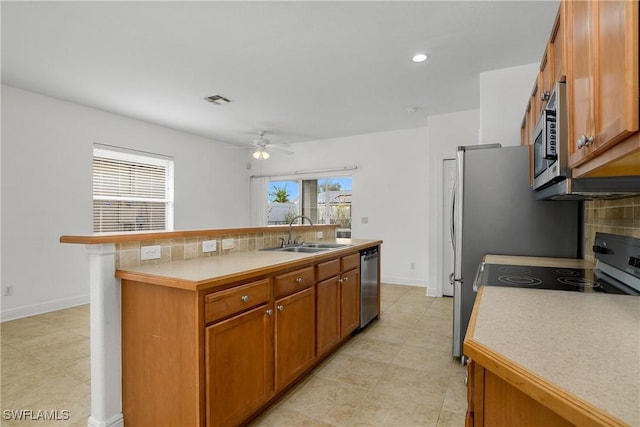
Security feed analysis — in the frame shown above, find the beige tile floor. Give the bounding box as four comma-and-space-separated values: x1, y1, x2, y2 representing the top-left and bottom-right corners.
0, 284, 465, 427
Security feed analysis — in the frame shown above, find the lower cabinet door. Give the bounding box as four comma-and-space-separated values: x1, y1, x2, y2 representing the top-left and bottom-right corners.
275, 287, 316, 391
206, 304, 274, 427
341, 268, 360, 338
316, 276, 341, 357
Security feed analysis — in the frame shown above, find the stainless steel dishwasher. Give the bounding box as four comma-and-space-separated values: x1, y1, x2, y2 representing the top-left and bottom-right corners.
360, 247, 379, 328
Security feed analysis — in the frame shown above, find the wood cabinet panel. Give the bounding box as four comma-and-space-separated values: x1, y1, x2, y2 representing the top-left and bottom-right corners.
275, 287, 316, 391
551, 3, 566, 83
340, 268, 360, 337
316, 276, 341, 356
122, 281, 200, 427
205, 279, 270, 324
274, 266, 314, 299
482, 370, 574, 427
341, 253, 360, 272
316, 258, 340, 282
568, 0, 639, 173
206, 304, 274, 427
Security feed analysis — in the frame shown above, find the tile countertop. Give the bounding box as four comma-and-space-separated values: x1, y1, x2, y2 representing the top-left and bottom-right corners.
465, 286, 640, 426
115, 238, 381, 291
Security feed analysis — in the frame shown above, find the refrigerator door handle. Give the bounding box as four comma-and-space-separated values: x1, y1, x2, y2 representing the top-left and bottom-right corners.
449, 272, 454, 285
450, 182, 456, 250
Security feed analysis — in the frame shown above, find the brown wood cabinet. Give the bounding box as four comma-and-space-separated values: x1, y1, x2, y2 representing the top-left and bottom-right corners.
340, 268, 360, 337
121, 245, 379, 427
465, 359, 574, 427
274, 286, 315, 391
206, 303, 274, 427
566, 0, 639, 176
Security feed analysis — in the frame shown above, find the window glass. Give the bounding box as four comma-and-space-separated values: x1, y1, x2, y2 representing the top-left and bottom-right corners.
93, 145, 174, 232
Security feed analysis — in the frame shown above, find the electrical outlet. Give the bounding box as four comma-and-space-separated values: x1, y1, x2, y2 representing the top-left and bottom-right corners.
141, 245, 162, 261
361, 217, 369, 224
410, 262, 415, 270
4, 285, 13, 296
222, 238, 234, 250
202, 240, 217, 253
316, 231, 324, 239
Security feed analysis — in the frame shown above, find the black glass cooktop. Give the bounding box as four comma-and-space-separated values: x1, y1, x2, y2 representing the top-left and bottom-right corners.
478, 264, 634, 294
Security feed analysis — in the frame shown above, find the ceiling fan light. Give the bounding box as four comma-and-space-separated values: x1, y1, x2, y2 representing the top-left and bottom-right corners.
253, 149, 270, 160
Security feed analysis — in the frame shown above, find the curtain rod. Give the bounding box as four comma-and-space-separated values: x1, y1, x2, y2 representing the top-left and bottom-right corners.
250, 165, 358, 179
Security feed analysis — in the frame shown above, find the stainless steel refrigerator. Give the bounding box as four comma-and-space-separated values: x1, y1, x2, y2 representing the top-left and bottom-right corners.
451, 144, 580, 358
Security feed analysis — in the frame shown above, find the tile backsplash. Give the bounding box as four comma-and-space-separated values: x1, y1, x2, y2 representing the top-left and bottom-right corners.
583, 196, 640, 263
116, 228, 335, 269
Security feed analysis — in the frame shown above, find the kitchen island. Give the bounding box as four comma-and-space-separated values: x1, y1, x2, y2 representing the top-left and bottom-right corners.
116, 237, 381, 427
60, 225, 380, 427
464, 286, 639, 427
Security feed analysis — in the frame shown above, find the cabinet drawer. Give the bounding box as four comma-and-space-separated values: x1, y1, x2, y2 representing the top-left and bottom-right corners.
205, 279, 270, 324
316, 259, 340, 282
341, 253, 360, 272
274, 266, 314, 299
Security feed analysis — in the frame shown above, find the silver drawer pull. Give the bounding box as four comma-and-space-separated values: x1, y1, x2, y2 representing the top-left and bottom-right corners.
241, 295, 249, 303
266, 309, 273, 316
295, 277, 303, 284
277, 305, 284, 311
343, 276, 349, 282
337, 278, 343, 284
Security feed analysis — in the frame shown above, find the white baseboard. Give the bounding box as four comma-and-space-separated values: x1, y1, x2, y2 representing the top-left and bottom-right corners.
88, 413, 124, 427
381, 276, 427, 287
0, 294, 90, 322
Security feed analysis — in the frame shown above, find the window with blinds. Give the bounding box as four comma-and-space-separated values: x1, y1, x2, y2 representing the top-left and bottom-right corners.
93, 145, 174, 233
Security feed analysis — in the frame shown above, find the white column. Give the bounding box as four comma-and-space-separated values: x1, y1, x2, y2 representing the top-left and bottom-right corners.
86, 244, 124, 427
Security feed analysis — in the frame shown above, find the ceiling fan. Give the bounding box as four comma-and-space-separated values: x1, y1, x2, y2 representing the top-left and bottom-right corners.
230, 131, 294, 160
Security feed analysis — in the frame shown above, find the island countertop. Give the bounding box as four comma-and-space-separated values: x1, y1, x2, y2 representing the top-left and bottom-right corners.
115, 238, 381, 291
464, 286, 640, 426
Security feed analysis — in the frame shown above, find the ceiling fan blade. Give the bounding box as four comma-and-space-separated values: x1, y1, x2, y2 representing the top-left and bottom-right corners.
270, 146, 295, 155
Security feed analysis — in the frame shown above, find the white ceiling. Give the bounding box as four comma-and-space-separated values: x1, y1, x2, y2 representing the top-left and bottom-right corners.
1, 1, 559, 147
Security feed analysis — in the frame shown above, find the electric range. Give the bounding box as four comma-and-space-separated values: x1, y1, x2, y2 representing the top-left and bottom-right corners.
474, 233, 640, 296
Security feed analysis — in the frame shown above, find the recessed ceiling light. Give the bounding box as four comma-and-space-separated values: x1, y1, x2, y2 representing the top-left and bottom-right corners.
412, 53, 430, 63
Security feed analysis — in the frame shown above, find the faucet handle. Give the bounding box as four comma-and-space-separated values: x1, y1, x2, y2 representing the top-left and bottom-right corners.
279, 237, 286, 247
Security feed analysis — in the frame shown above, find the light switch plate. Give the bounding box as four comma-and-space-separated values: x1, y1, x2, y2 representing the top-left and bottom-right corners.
222, 238, 234, 250
202, 240, 217, 253
141, 245, 161, 261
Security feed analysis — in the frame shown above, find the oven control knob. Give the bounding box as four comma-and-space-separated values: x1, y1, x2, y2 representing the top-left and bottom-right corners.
628, 256, 640, 269
592, 245, 608, 254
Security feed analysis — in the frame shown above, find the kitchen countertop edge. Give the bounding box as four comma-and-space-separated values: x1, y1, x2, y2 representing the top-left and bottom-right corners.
464, 286, 637, 427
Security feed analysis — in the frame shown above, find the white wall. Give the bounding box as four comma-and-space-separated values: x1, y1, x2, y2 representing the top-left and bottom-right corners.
250, 127, 429, 287
1, 85, 250, 320
426, 109, 480, 296
479, 63, 539, 146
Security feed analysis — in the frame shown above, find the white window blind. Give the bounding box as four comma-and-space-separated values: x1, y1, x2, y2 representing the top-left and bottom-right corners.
93, 145, 174, 233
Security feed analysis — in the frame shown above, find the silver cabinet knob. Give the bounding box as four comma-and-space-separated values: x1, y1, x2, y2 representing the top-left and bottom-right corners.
343, 276, 349, 282
266, 309, 273, 316
337, 278, 343, 284
295, 277, 303, 284
577, 135, 594, 149
277, 305, 284, 311
241, 295, 249, 303
541, 90, 550, 101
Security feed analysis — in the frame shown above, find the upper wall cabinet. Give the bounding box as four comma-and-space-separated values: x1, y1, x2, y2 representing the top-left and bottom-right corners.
566, 0, 639, 177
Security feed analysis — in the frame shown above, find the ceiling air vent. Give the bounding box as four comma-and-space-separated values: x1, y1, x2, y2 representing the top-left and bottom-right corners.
204, 94, 231, 105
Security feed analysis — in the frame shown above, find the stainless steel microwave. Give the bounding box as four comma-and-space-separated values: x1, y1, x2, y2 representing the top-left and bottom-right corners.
533, 82, 568, 190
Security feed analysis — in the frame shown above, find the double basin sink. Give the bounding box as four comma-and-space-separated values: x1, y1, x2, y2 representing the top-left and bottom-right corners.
264, 242, 352, 253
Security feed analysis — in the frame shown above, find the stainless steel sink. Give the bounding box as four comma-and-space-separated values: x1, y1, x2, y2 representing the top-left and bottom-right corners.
262, 242, 352, 253
275, 246, 327, 253
300, 242, 352, 249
